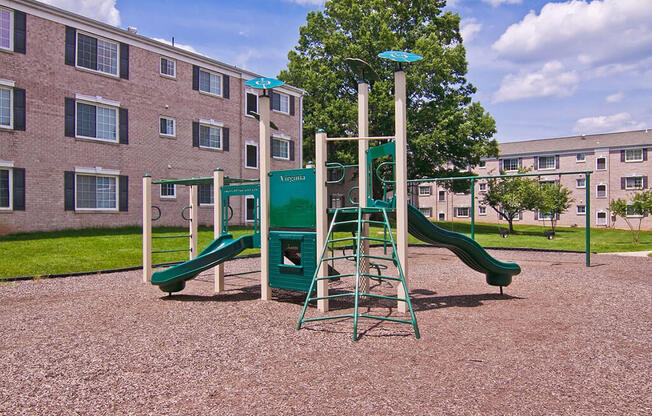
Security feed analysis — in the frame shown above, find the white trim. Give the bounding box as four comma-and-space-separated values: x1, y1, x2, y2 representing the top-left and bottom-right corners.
159, 56, 176, 78
75, 93, 120, 107
537, 155, 557, 170
0, 160, 14, 168
159, 116, 175, 137
272, 132, 291, 140
576, 205, 586, 215
625, 204, 644, 218
74, 166, 120, 175
596, 183, 607, 199
418, 207, 432, 217
575, 152, 586, 162
73, 172, 119, 212
75, 30, 120, 77
74, 99, 119, 143
576, 178, 586, 188
244, 90, 258, 117
271, 136, 290, 160
624, 176, 644, 190
478, 205, 487, 215
159, 182, 176, 199
198, 123, 223, 150
198, 67, 223, 97
272, 91, 290, 115
0, 85, 13, 129
418, 185, 431, 196
596, 210, 607, 226
198, 118, 223, 127
0, 167, 12, 211
438, 211, 446, 221
244, 140, 258, 170
244, 195, 255, 222
0, 7, 14, 52
624, 148, 644, 162
455, 206, 470, 218
595, 156, 607, 171
0, 78, 16, 87
501, 158, 519, 172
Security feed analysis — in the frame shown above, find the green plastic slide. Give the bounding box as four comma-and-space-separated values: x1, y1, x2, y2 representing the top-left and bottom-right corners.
151, 233, 255, 293
404, 203, 520, 286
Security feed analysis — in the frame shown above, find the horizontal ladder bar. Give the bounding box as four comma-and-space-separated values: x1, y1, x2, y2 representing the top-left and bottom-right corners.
326, 136, 394, 142
316, 273, 356, 281
152, 234, 191, 239
359, 293, 407, 302
308, 293, 354, 302
152, 248, 192, 254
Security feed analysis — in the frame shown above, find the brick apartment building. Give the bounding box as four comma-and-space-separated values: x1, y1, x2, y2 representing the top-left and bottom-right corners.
0, 0, 303, 233
416, 130, 651, 231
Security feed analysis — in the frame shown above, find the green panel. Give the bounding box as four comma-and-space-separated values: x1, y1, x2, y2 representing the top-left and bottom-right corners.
269, 168, 316, 229
268, 231, 316, 292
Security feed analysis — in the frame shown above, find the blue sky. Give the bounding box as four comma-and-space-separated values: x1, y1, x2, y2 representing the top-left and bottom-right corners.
44, 0, 651, 143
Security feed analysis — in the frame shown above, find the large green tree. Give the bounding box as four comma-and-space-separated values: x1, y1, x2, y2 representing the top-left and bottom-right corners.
278, 0, 498, 178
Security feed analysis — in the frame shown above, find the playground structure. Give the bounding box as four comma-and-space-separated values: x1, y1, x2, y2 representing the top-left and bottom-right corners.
142, 52, 522, 340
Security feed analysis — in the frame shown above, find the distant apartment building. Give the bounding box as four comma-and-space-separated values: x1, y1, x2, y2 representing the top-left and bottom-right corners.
416, 130, 651, 231
0, 0, 303, 233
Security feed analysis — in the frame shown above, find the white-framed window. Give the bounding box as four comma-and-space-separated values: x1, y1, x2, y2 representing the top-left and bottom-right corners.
438, 190, 446, 201
0, 85, 12, 129
576, 153, 586, 162
438, 212, 445, 221
76, 32, 118, 76
198, 184, 214, 205
245, 195, 256, 222
0, 167, 12, 210
0, 7, 13, 52
76, 99, 118, 142
272, 137, 290, 159
502, 158, 519, 172
75, 173, 118, 210
576, 178, 586, 188
160, 57, 176, 78
159, 117, 175, 137
455, 207, 470, 218
199, 123, 222, 150
624, 149, 643, 162
418, 185, 431, 196
160, 183, 175, 199
596, 184, 607, 199
624, 176, 643, 190
576, 205, 586, 215
596, 157, 606, 170
478, 182, 487, 192
477, 160, 486, 168
272, 91, 289, 114
478, 205, 487, 215
596, 211, 607, 226
199, 69, 222, 96
245, 141, 258, 169
419, 207, 432, 217
245, 90, 258, 116
626, 204, 644, 218
538, 155, 557, 170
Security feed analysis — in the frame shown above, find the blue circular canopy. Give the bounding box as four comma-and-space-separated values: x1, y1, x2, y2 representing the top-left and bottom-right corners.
378, 50, 423, 63
244, 77, 284, 89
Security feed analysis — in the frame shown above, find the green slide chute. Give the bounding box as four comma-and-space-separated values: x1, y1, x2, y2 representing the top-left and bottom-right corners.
151, 234, 255, 293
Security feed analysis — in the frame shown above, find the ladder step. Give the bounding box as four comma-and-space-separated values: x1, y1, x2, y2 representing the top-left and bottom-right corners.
359, 314, 413, 325
316, 273, 355, 281
361, 274, 402, 281
328, 236, 357, 243
308, 293, 354, 302
360, 254, 397, 262
359, 293, 407, 302
333, 219, 388, 227
301, 314, 353, 323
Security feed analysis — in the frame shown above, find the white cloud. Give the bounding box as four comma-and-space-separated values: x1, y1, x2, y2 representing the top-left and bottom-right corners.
482, 0, 521, 6
40, 0, 120, 26
493, 61, 579, 103
492, 0, 652, 66
152, 38, 199, 54
605, 92, 624, 103
573, 112, 646, 134
460, 18, 482, 43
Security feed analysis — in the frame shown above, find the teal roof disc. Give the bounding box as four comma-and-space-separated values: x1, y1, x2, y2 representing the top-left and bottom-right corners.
244, 77, 285, 89
378, 50, 423, 63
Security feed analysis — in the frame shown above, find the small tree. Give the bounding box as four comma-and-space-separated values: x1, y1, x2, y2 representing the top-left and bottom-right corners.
481, 171, 539, 234
609, 190, 652, 244
536, 183, 574, 234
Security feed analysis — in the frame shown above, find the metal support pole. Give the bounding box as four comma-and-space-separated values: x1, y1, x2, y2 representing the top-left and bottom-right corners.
470, 178, 475, 240
189, 184, 198, 260
395, 70, 409, 314
358, 81, 370, 293
142, 175, 152, 283
315, 130, 329, 312
214, 168, 224, 292
259, 93, 272, 300
585, 173, 591, 267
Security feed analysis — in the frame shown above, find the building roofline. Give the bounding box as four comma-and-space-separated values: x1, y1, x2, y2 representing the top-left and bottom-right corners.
500, 129, 651, 146
9, 0, 306, 96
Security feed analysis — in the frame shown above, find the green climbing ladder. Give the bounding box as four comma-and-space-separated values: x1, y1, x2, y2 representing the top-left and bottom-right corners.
297, 206, 420, 341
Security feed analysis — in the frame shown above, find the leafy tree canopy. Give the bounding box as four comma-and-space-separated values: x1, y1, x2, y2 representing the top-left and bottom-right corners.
609, 190, 652, 244
278, 0, 499, 178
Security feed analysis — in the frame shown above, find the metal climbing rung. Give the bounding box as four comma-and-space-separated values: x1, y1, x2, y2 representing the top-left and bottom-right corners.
297, 206, 420, 341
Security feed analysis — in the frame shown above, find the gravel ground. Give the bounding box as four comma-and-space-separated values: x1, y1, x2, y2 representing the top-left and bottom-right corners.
0, 248, 650, 415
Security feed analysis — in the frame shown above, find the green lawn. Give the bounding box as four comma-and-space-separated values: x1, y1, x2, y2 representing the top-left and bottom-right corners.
0, 221, 650, 278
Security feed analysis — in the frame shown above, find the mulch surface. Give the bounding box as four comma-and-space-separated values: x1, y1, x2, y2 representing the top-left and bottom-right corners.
1, 248, 650, 415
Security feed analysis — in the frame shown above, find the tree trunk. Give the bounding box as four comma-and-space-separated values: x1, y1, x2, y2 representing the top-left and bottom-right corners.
508, 218, 514, 234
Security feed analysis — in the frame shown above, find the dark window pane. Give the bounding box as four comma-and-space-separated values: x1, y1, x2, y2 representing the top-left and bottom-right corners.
0, 170, 9, 207
77, 102, 96, 137
77, 33, 97, 70
246, 92, 257, 115
246, 144, 257, 168
198, 184, 213, 204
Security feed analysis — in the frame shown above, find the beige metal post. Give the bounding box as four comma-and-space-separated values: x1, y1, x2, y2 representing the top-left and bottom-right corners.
395, 70, 409, 313
142, 175, 152, 283
358, 82, 370, 293
315, 130, 329, 312
189, 184, 199, 260
259, 93, 272, 300
214, 168, 224, 292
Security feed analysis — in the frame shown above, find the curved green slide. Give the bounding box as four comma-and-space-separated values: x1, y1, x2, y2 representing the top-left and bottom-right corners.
151, 233, 255, 293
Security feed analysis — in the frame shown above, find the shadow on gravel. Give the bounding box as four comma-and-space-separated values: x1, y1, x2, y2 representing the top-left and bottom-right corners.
411, 291, 523, 312
160, 285, 261, 302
